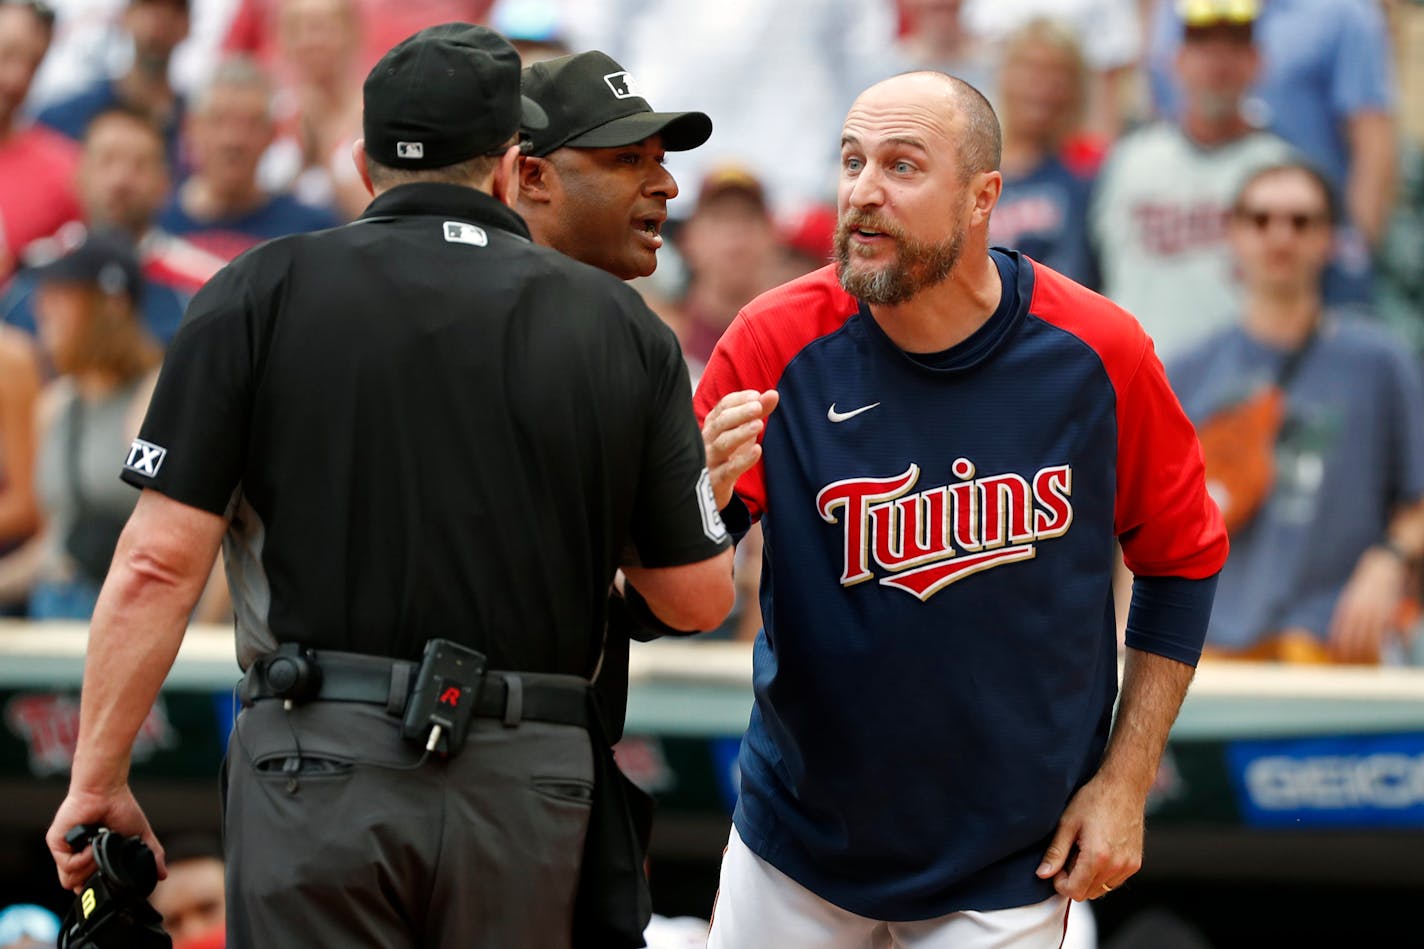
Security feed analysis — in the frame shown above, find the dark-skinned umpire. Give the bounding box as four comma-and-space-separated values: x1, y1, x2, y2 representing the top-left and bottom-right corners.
46, 23, 735, 949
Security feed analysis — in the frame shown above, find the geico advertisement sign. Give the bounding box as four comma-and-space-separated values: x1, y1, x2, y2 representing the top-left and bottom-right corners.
1228, 732, 1424, 828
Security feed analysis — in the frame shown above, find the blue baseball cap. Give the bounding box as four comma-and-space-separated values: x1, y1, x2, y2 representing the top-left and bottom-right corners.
0, 903, 61, 947
33, 227, 144, 305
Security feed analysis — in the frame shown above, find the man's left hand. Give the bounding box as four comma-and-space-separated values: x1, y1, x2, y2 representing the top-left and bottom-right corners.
1035, 772, 1143, 902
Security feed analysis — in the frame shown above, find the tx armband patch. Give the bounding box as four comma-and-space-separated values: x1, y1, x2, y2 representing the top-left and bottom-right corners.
124, 438, 167, 478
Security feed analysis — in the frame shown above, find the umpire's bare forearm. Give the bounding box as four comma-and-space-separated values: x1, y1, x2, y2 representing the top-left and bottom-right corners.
69, 490, 225, 792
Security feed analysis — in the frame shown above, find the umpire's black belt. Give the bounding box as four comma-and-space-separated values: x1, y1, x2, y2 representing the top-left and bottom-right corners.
239, 648, 590, 729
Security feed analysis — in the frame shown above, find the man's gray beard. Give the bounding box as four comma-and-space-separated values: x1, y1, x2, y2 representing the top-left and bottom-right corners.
835, 225, 964, 305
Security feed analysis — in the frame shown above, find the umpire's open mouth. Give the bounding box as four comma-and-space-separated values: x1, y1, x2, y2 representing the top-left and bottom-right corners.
636, 216, 665, 249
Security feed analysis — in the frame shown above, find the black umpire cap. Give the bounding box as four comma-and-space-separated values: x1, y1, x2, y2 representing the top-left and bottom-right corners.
363, 22, 548, 169
521, 50, 712, 158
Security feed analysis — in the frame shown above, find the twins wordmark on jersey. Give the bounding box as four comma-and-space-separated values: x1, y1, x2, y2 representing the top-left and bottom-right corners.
817, 457, 1073, 600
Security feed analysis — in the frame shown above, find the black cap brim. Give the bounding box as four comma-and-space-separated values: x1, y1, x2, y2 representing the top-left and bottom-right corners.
34, 249, 143, 303
34, 255, 93, 285
561, 110, 712, 152
521, 95, 549, 131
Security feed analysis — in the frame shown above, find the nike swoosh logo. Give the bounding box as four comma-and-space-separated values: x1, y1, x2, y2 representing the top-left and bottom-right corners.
827, 402, 880, 423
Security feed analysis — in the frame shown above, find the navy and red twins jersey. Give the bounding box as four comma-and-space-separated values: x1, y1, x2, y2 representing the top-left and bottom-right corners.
693, 250, 1227, 920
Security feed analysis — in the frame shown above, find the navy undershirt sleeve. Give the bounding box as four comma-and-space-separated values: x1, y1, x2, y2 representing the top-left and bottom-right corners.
1124, 573, 1220, 666
720, 495, 755, 546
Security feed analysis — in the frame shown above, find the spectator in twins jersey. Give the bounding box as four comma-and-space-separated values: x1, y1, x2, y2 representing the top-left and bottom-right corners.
2, 106, 223, 346
158, 56, 339, 262
1088, 0, 1292, 364
989, 17, 1095, 288
1144, 0, 1396, 306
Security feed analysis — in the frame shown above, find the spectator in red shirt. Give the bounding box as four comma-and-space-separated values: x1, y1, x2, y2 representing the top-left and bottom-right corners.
0, 0, 82, 282
221, 0, 494, 84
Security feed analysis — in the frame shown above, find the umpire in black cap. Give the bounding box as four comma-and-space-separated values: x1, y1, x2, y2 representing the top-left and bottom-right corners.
517, 49, 711, 281
47, 22, 735, 949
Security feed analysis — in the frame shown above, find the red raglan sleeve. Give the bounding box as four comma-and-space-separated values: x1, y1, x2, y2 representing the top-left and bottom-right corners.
694, 308, 776, 521
694, 266, 861, 526
1029, 264, 1228, 578
1113, 336, 1229, 577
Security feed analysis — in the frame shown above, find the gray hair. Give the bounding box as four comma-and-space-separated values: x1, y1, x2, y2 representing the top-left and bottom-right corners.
364, 153, 502, 190
190, 56, 274, 119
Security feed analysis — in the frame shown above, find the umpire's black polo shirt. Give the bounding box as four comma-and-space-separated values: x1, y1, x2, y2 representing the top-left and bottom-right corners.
122, 182, 729, 672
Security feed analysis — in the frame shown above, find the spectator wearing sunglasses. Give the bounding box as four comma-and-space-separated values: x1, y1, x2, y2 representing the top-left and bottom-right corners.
1167, 158, 1424, 665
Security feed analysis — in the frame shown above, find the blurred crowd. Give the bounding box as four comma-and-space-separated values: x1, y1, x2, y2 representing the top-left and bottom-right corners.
1, 0, 1423, 666
0, 2, 1421, 947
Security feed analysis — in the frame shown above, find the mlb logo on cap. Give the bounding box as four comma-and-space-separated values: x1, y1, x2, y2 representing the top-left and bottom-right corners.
397, 141, 425, 159
603, 71, 640, 99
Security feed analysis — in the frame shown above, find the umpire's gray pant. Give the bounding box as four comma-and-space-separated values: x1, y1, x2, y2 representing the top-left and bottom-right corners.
223, 695, 594, 948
